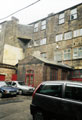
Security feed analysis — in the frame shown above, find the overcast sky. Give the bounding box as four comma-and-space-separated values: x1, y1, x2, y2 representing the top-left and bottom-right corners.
0, 0, 82, 24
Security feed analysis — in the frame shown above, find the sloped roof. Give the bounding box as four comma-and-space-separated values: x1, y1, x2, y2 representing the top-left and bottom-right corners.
19, 55, 72, 69
33, 55, 72, 69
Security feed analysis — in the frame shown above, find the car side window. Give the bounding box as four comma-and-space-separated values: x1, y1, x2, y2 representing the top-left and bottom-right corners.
36, 84, 62, 97
65, 85, 82, 101
12, 83, 16, 86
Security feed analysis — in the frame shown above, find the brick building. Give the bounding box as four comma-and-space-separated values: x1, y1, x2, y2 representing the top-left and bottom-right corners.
0, 3, 82, 85
19, 3, 82, 85
18, 55, 72, 87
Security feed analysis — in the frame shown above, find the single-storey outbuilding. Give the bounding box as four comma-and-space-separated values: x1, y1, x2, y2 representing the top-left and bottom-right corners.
17, 55, 72, 87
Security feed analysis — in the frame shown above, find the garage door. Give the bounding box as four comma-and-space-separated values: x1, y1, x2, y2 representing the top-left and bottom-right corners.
0, 75, 5, 81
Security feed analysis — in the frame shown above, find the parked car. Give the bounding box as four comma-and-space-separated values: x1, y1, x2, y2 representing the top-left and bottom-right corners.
11, 81, 35, 95
30, 81, 82, 120
5, 81, 20, 94
0, 81, 18, 98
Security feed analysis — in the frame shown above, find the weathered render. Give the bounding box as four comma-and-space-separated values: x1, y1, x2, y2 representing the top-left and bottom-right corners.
0, 17, 33, 80
0, 17, 33, 65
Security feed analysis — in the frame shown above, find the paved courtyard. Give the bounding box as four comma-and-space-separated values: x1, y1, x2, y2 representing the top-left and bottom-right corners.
0, 95, 32, 120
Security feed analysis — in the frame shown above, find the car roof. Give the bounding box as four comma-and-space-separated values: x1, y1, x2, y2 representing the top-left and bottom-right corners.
41, 80, 82, 86
13, 81, 24, 83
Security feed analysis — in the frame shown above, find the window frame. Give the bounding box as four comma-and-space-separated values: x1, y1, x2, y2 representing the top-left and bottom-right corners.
34, 23, 39, 32
64, 31, 72, 40
54, 51, 62, 62
73, 47, 82, 59
70, 8, 77, 20
36, 84, 63, 98
40, 38, 46, 45
65, 84, 82, 102
41, 20, 46, 30
73, 28, 82, 37
34, 40, 40, 46
64, 49, 71, 60
56, 34, 63, 42
59, 12, 65, 24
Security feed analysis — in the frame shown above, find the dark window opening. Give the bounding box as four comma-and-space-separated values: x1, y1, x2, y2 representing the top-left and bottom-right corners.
65, 85, 82, 102
36, 84, 62, 97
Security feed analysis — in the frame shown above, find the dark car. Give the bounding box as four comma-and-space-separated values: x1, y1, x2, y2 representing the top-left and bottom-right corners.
30, 81, 82, 120
0, 81, 18, 98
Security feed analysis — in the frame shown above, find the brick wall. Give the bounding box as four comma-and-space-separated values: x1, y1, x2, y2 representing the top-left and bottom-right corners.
0, 68, 16, 81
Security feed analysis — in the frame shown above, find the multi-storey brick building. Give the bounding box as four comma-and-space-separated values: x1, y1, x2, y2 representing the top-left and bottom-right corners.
18, 3, 82, 87
0, 3, 82, 86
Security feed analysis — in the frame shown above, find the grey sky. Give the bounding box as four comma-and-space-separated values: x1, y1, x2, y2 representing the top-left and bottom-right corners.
0, 0, 82, 24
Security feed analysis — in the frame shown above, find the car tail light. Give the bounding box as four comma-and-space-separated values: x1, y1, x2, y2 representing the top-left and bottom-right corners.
32, 83, 41, 99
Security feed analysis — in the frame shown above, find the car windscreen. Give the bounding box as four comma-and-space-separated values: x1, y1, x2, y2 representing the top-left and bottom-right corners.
18, 82, 25, 85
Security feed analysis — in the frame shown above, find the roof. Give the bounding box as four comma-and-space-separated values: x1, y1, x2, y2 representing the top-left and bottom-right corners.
0, 63, 17, 69
33, 55, 72, 69
42, 80, 82, 86
19, 55, 72, 69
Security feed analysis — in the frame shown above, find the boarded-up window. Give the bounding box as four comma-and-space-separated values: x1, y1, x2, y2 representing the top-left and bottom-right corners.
54, 51, 62, 62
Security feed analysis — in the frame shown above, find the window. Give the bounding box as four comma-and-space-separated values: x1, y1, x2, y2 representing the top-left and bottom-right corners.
70, 8, 77, 20
71, 70, 82, 78
34, 40, 40, 46
41, 52, 46, 58
37, 84, 62, 97
54, 51, 62, 62
56, 34, 63, 42
34, 23, 38, 32
64, 31, 72, 40
73, 47, 82, 59
64, 49, 71, 60
73, 28, 82, 37
65, 85, 82, 101
12, 82, 16, 86
40, 38, 46, 45
41, 20, 46, 30
59, 13, 65, 24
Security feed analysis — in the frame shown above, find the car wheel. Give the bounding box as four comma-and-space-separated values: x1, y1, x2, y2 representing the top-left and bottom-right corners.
33, 111, 44, 120
19, 90, 22, 95
0, 92, 2, 98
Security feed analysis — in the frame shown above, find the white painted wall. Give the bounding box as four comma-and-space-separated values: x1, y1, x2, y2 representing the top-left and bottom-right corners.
3, 44, 24, 65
